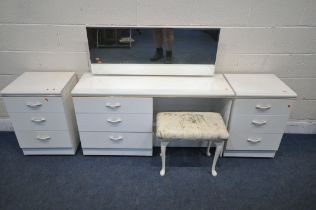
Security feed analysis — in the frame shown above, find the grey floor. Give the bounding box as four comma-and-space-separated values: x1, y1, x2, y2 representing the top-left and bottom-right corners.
1, 132, 316, 210
89, 29, 218, 64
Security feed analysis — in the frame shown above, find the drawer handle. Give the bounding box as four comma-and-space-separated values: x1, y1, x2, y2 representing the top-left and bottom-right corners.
106, 103, 121, 109
109, 136, 123, 141
252, 120, 267, 126
31, 117, 46, 123
26, 102, 42, 108
247, 138, 262, 143
107, 118, 122, 124
36, 136, 51, 141
256, 104, 272, 110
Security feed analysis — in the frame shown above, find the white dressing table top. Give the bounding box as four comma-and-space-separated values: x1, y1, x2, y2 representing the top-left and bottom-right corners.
225, 74, 297, 98
72, 73, 234, 97
1, 72, 75, 96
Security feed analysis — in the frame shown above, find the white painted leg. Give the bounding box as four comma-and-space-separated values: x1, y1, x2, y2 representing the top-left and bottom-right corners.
206, 140, 213, 157
211, 141, 224, 177
160, 141, 169, 176
220, 141, 225, 157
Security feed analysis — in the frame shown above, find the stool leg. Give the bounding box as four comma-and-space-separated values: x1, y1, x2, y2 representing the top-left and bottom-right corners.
211, 141, 224, 176
160, 141, 169, 176
206, 140, 213, 157
220, 142, 224, 157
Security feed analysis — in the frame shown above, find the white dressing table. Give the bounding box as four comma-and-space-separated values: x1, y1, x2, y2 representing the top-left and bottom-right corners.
71, 73, 234, 156
72, 71, 296, 157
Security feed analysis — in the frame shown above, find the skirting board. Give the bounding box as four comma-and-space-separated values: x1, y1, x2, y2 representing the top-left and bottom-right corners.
0, 118, 315, 134
285, 120, 316, 134
0, 118, 14, 131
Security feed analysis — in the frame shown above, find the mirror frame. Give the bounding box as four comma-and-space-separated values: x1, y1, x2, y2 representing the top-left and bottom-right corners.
86, 26, 219, 76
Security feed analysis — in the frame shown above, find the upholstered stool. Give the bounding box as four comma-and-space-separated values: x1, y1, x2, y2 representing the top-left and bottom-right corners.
156, 112, 229, 176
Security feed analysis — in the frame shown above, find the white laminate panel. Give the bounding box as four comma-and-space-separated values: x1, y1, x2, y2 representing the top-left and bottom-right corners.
22, 148, 76, 155
61, 75, 80, 149
9, 113, 68, 131
82, 148, 152, 156
74, 97, 153, 113
71, 73, 234, 97
224, 150, 276, 158
4, 97, 64, 113
15, 130, 72, 148
91, 64, 215, 76
232, 99, 292, 115
79, 132, 152, 149
226, 133, 283, 151
1, 72, 75, 95
225, 74, 297, 98
229, 115, 289, 133
76, 113, 153, 132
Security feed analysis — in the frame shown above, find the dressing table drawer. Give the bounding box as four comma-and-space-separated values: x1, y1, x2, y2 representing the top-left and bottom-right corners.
232, 99, 292, 115
4, 97, 64, 113
229, 115, 289, 133
9, 113, 68, 131
226, 133, 283, 151
79, 132, 152, 149
74, 97, 153, 113
76, 113, 153, 132
15, 130, 72, 148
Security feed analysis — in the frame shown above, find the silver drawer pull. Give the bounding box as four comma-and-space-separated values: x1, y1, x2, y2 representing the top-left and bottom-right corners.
107, 118, 122, 124
109, 136, 123, 141
26, 102, 42, 108
247, 138, 262, 143
31, 117, 46, 123
256, 104, 272, 110
252, 120, 267, 126
106, 103, 121, 109
36, 136, 51, 141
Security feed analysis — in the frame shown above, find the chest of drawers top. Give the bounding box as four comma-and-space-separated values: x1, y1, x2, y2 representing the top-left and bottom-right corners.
225, 74, 297, 98
1, 72, 75, 96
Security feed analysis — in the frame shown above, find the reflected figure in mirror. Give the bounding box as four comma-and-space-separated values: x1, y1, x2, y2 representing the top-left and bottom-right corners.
150, 28, 174, 64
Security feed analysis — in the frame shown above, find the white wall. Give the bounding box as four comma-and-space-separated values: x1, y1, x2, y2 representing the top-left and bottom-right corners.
0, 0, 315, 120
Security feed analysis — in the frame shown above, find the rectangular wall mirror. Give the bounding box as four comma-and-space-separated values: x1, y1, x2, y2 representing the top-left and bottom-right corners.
86, 27, 220, 76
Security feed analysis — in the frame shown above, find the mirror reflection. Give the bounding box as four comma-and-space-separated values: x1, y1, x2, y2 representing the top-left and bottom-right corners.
87, 28, 220, 64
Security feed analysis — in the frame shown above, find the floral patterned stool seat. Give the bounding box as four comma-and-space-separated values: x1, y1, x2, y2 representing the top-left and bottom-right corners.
156, 112, 229, 176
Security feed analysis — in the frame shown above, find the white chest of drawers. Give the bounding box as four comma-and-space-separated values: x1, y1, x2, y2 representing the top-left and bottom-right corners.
1, 72, 79, 155
73, 96, 153, 156
224, 74, 297, 158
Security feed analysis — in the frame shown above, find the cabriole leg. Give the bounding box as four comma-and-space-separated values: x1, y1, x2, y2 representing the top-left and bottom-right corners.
206, 140, 213, 157
211, 141, 224, 176
220, 141, 225, 157
160, 141, 169, 176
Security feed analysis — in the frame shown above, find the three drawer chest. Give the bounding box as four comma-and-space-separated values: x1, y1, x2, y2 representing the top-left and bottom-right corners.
224, 74, 297, 158
72, 74, 154, 156
1, 72, 79, 155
